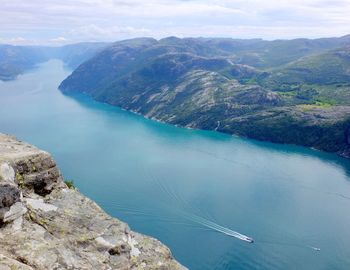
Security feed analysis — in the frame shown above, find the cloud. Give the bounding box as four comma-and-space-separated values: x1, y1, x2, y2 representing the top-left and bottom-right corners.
49, 36, 68, 43
0, 37, 29, 45
0, 0, 349, 45
66, 24, 152, 41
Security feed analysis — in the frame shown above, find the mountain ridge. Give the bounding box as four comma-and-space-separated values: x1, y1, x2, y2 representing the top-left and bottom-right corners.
59, 36, 350, 158
0, 42, 109, 80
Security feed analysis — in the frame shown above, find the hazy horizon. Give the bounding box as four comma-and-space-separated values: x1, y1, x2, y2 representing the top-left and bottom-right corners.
2, 34, 350, 47
1, 0, 350, 46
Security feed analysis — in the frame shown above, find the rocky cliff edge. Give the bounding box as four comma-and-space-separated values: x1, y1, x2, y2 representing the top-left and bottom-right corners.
0, 133, 186, 270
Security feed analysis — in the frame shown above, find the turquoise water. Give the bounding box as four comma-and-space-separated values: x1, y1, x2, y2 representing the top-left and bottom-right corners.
1, 60, 350, 269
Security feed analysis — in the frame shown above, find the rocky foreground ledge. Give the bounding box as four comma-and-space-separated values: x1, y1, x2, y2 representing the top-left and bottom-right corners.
0, 134, 186, 270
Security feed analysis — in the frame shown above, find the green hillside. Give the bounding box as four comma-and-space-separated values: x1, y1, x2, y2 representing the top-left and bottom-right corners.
57, 36, 350, 157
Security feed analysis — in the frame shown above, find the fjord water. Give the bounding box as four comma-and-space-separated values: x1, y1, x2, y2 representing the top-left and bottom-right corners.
1, 60, 350, 269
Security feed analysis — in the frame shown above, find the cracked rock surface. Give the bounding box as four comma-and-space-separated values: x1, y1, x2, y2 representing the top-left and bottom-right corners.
0, 134, 186, 270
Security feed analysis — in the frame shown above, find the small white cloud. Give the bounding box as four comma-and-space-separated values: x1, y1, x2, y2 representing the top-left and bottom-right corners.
66, 24, 152, 41
50, 36, 68, 43
0, 37, 28, 45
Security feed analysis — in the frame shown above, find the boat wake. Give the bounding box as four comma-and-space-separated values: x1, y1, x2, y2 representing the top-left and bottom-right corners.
148, 172, 254, 243
178, 210, 254, 243
150, 173, 321, 250
113, 170, 321, 251
308, 246, 321, 251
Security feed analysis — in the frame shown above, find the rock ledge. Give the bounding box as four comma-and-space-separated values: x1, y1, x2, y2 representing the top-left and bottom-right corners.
0, 134, 186, 270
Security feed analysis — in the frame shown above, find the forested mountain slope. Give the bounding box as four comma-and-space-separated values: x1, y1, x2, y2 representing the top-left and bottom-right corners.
57, 36, 350, 157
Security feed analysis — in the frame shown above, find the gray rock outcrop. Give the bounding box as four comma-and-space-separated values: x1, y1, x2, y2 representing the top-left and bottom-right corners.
0, 134, 186, 270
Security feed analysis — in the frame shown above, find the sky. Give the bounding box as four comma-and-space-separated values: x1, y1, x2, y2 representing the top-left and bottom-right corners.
1, 0, 350, 45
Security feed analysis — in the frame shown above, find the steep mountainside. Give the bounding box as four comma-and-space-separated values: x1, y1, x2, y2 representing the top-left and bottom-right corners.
59, 36, 350, 157
0, 134, 185, 269
264, 46, 350, 85
54, 42, 109, 69
0, 45, 47, 80
0, 43, 109, 80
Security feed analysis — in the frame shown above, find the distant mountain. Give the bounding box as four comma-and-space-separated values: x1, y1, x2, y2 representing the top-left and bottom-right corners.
217, 35, 350, 68
264, 46, 350, 85
0, 42, 109, 80
0, 45, 46, 80
50, 36, 349, 157
158, 35, 350, 68
54, 42, 109, 69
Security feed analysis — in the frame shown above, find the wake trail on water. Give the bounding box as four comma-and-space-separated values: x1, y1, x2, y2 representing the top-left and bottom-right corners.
177, 209, 254, 243
146, 171, 254, 243
153, 172, 323, 251
111, 169, 321, 251
254, 239, 321, 252
250, 218, 322, 252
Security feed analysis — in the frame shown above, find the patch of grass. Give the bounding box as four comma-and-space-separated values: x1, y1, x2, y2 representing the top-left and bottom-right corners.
314, 101, 333, 107
241, 77, 257, 85
297, 102, 333, 111
16, 171, 25, 188
64, 179, 75, 189
276, 91, 297, 97
314, 97, 336, 106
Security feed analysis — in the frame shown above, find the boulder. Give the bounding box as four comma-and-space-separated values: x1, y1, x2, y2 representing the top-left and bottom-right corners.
0, 202, 27, 224
0, 185, 20, 208
0, 162, 15, 184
